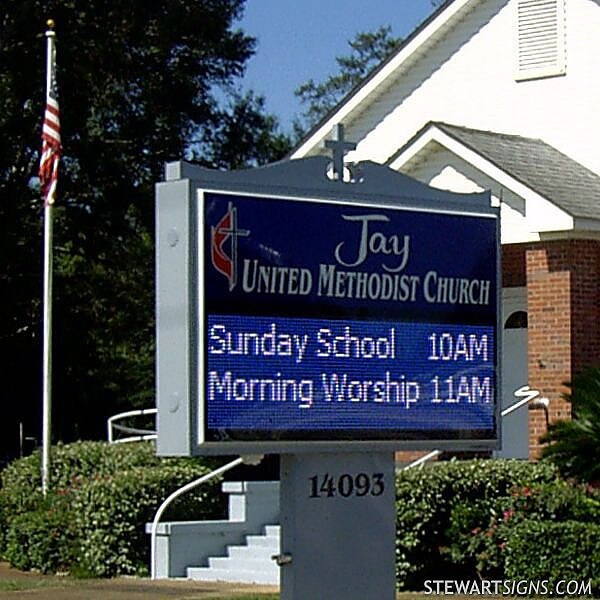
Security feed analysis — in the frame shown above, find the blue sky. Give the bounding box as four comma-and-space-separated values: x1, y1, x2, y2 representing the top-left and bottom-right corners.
236, 1, 437, 132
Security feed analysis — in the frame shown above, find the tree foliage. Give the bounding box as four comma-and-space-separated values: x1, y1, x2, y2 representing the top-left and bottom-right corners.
294, 25, 402, 132
540, 367, 600, 484
198, 90, 292, 170
0, 0, 290, 457
293, 1, 448, 135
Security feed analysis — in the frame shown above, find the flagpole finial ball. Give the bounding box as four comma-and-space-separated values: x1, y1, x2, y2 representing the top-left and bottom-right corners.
46, 19, 55, 29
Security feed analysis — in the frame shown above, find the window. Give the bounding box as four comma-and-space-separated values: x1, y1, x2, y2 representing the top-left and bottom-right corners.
515, 0, 566, 81
504, 310, 528, 329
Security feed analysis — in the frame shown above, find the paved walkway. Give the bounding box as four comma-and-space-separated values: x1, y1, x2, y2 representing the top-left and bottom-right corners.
0, 562, 278, 599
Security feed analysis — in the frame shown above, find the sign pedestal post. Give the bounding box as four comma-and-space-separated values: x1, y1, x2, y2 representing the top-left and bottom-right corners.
279, 452, 396, 600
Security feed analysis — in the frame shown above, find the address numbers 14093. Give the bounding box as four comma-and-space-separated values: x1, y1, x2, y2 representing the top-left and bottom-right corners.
308, 472, 385, 499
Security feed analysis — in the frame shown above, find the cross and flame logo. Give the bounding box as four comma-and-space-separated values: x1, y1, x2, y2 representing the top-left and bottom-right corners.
210, 202, 249, 290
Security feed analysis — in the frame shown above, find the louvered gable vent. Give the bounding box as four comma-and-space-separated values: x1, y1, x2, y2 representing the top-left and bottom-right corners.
516, 0, 566, 80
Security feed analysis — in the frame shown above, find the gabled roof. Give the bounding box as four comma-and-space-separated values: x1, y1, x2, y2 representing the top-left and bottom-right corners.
390, 122, 600, 220
291, 0, 471, 159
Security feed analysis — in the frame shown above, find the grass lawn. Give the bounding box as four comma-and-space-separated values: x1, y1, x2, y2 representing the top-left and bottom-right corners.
0, 577, 281, 598
4, 577, 597, 600
2, 569, 595, 600
0, 564, 281, 599
0, 579, 66, 591
0, 578, 519, 600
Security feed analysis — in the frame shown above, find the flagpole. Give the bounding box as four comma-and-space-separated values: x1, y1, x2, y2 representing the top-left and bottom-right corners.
41, 198, 53, 496
41, 20, 57, 496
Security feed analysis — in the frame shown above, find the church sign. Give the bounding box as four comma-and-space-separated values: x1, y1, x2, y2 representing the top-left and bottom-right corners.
155, 158, 499, 455
200, 188, 498, 450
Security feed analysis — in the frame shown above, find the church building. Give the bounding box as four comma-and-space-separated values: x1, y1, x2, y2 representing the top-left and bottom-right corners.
291, 0, 600, 458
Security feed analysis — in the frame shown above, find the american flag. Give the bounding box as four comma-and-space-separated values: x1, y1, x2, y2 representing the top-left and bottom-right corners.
39, 37, 61, 206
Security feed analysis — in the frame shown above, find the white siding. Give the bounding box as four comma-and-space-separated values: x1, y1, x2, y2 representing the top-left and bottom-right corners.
332, 0, 600, 177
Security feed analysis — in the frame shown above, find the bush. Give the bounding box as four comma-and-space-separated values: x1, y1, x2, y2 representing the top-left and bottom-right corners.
395, 459, 559, 589
1, 441, 162, 516
444, 480, 600, 579
4, 495, 76, 573
0, 441, 166, 555
506, 520, 600, 592
0, 441, 226, 575
72, 463, 224, 577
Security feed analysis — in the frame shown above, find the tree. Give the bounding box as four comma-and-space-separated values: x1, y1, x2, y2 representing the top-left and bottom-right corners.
197, 91, 292, 170
540, 367, 600, 485
294, 26, 402, 133
294, 2, 448, 135
0, 0, 290, 459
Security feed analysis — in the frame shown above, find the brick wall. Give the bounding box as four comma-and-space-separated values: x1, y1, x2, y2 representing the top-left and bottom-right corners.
502, 243, 528, 287
569, 240, 600, 371
524, 239, 600, 457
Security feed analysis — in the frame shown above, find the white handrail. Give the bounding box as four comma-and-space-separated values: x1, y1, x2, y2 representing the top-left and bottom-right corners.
150, 455, 263, 580
107, 408, 157, 443
402, 386, 547, 470
402, 449, 441, 470
112, 423, 156, 436
113, 434, 157, 444
502, 385, 540, 417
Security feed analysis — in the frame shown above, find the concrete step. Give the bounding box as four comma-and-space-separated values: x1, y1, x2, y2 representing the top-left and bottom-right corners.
187, 524, 281, 585
264, 525, 280, 537
244, 534, 280, 550
209, 555, 278, 570
227, 544, 276, 559
187, 566, 279, 585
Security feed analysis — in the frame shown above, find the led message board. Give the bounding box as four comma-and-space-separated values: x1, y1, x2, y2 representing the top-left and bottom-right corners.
198, 190, 499, 450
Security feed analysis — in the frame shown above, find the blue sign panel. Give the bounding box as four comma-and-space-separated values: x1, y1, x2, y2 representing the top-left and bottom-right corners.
201, 191, 498, 443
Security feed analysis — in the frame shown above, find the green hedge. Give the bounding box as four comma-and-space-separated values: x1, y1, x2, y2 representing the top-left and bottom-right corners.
0, 441, 162, 517
395, 459, 600, 591
4, 451, 599, 584
395, 459, 564, 589
443, 479, 600, 580
0, 441, 226, 576
506, 520, 600, 590
71, 463, 224, 576
4, 495, 76, 573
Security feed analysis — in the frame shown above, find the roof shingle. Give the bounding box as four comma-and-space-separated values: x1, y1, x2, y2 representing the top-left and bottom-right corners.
432, 123, 600, 220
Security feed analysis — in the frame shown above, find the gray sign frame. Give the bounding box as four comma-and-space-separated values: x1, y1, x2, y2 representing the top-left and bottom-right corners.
156, 157, 501, 456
